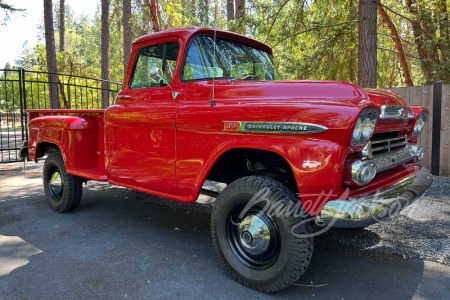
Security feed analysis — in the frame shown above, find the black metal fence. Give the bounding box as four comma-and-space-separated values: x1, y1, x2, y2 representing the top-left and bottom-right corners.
0, 68, 122, 163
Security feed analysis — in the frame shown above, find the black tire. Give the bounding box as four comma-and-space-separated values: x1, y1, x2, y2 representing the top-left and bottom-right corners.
211, 176, 314, 293
43, 152, 83, 213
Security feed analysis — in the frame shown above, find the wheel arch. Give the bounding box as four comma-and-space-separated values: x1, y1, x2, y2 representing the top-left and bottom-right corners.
35, 141, 63, 162
205, 147, 298, 192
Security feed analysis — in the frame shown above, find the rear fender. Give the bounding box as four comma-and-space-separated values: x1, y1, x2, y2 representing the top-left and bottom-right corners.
28, 115, 99, 170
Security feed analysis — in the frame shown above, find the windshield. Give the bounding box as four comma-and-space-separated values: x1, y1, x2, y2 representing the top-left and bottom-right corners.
182, 35, 281, 81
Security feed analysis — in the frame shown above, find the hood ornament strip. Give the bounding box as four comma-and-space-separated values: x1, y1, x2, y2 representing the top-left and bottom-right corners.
223, 121, 328, 134
380, 105, 414, 119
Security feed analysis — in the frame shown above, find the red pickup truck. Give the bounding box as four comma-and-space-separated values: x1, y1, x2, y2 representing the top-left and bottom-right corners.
21, 27, 433, 293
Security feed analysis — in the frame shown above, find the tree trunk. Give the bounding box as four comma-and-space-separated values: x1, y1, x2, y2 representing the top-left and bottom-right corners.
235, 0, 246, 20
59, 0, 65, 52
58, 79, 70, 109
227, 0, 234, 23
202, 0, 209, 26
43, 0, 60, 109
123, 0, 132, 78
150, 0, 161, 32
357, 0, 377, 88
407, 0, 434, 82
142, 0, 150, 35
439, 2, 449, 65
377, 4, 414, 86
101, 0, 110, 109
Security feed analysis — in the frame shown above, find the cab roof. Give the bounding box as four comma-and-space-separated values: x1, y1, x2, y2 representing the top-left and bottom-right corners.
132, 27, 273, 55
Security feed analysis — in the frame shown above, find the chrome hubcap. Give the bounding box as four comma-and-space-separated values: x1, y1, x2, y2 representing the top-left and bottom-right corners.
50, 171, 63, 194
226, 205, 280, 269
238, 215, 271, 255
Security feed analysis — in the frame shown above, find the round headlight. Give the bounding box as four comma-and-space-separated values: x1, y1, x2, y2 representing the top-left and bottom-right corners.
353, 118, 362, 140
362, 117, 372, 139
413, 112, 428, 136
351, 109, 379, 147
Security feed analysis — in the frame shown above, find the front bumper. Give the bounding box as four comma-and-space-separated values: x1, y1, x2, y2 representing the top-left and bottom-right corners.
320, 167, 433, 228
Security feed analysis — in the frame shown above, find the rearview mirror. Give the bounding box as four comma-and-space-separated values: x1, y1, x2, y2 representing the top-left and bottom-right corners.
149, 66, 163, 82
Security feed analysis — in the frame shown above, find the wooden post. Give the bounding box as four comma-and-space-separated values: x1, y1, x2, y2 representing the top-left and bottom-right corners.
431, 81, 442, 176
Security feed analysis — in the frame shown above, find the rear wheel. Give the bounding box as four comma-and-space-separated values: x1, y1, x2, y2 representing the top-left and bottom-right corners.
43, 152, 83, 213
211, 176, 314, 293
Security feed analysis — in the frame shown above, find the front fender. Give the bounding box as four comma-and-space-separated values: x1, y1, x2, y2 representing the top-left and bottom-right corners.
28, 115, 99, 170
177, 135, 347, 215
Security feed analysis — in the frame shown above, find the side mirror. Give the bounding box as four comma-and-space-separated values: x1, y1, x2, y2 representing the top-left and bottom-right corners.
149, 66, 163, 82
147, 65, 180, 100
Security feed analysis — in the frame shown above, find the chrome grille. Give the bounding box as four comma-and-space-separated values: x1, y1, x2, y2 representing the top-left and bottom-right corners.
361, 131, 416, 173
364, 132, 408, 157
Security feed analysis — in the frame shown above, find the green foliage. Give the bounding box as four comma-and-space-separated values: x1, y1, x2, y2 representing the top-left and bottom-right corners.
10, 0, 450, 88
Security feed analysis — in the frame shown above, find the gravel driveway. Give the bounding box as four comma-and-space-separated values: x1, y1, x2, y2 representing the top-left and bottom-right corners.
321, 176, 450, 265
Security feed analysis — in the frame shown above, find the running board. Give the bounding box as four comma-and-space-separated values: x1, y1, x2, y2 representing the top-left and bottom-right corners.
200, 188, 220, 198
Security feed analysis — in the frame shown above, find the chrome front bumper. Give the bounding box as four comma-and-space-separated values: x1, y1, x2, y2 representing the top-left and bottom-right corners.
320, 167, 433, 228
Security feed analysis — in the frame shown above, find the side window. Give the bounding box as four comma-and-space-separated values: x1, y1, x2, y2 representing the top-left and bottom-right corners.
130, 42, 179, 89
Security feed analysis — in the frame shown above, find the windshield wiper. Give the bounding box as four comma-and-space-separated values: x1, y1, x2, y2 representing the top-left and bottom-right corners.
229, 74, 259, 82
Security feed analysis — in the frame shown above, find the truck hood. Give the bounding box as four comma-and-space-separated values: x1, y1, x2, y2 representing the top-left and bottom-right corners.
211, 80, 407, 107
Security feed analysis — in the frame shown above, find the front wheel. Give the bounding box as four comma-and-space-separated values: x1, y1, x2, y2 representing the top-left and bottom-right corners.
43, 152, 83, 213
211, 176, 314, 293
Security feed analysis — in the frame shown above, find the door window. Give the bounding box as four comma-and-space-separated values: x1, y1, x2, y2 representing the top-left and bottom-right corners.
130, 42, 180, 89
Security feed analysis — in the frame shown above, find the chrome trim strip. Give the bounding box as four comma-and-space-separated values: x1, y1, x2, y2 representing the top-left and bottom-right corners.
372, 141, 407, 152
370, 135, 406, 145
380, 105, 414, 119
320, 167, 433, 228
117, 95, 132, 99
222, 121, 328, 134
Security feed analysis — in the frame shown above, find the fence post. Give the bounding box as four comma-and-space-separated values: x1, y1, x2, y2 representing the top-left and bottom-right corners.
18, 68, 25, 141
431, 81, 442, 176
21, 69, 28, 141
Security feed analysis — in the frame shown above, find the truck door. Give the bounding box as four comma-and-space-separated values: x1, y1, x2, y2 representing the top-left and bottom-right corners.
105, 40, 185, 196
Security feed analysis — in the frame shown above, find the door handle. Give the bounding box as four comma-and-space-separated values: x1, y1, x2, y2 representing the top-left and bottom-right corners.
117, 95, 132, 99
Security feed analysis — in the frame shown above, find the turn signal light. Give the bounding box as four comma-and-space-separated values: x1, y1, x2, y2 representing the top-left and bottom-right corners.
352, 160, 377, 186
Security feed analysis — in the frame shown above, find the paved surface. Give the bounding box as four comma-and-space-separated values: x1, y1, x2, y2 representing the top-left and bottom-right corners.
1, 162, 450, 299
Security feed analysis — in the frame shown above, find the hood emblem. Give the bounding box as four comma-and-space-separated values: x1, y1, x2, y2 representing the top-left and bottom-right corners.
223, 121, 328, 134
